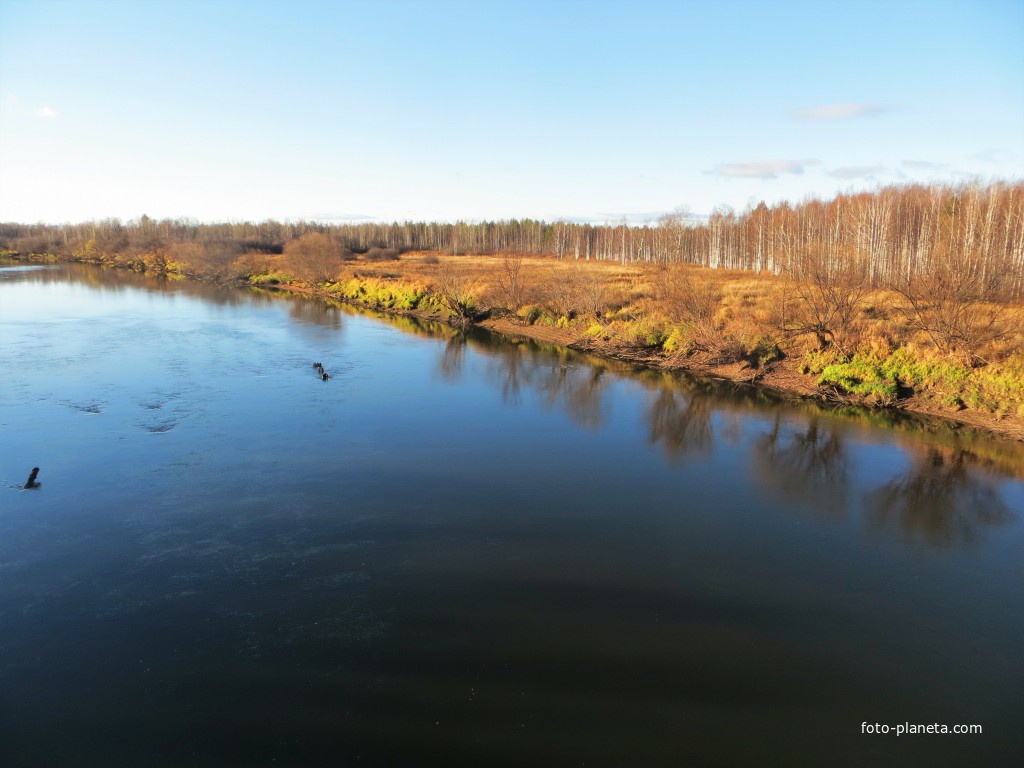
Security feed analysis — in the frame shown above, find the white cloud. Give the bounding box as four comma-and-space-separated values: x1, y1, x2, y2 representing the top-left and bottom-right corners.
902, 160, 948, 170
707, 159, 818, 179
969, 149, 1008, 164
593, 210, 670, 225
307, 212, 376, 222
794, 103, 886, 121
0, 96, 59, 119
827, 165, 887, 180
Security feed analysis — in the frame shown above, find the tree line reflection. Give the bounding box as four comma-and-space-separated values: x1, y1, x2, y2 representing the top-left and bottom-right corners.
447, 332, 613, 430
866, 446, 1013, 547
753, 415, 849, 519
8, 262, 352, 330
646, 389, 714, 461
418, 321, 1020, 550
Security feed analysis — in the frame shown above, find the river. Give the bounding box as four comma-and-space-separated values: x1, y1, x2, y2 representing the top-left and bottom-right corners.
1, 263, 1022, 766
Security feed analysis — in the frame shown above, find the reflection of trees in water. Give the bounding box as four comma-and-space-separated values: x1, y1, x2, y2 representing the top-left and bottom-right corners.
272, 294, 1020, 549
286, 296, 342, 329
720, 412, 745, 445
379, 313, 452, 339
646, 389, 713, 462
483, 342, 530, 404
867, 446, 1013, 547
25, 262, 354, 331
438, 333, 467, 381
541, 363, 609, 430
14, 262, 265, 309
753, 414, 848, 517
17, 262, 183, 296
477, 342, 610, 429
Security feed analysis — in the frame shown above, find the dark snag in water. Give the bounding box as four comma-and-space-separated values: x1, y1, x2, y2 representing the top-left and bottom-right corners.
321, 371, 329, 381
24, 467, 40, 489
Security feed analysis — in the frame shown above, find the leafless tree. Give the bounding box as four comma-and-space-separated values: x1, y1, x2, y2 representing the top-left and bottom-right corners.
435, 261, 478, 322
285, 232, 342, 285
657, 264, 722, 351
780, 244, 869, 355
496, 253, 527, 309
895, 240, 1009, 363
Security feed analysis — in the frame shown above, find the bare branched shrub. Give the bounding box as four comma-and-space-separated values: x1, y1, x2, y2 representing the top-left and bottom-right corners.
435, 261, 478, 322
164, 240, 240, 279
364, 247, 400, 262
538, 261, 609, 320
165, 242, 203, 272
780, 245, 868, 355
285, 232, 342, 284
209, 242, 247, 277
230, 251, 275, 279
705, 334, 747, 365
896, 243, 1008, 363
497, 253, 527, 309
657, 265, 722, 351
575, 264, 609, 320
544, 262, 584, 318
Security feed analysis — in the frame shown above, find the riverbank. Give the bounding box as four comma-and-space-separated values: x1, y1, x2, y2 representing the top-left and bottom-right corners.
481, 315, 1024, 442
6, 250, 1023, 442
257, 251, 1024, 444
274, 278, 1024, 443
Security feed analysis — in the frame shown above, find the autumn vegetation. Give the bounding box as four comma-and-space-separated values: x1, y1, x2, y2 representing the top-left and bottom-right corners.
3, 181, 1023, 436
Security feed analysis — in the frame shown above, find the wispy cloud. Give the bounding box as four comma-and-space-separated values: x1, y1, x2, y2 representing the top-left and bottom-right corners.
969, 149, 1009, 164
307, 212, 376, 222
794, 103, 886, 122
0, 95, 60, 119
593, 210, 670, 225
707, 159, 818, 180
827, 165, 887, 180
902, 160, 947, 170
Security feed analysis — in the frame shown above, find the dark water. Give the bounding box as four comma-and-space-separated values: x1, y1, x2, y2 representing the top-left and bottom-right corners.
1, 263, 1022, 767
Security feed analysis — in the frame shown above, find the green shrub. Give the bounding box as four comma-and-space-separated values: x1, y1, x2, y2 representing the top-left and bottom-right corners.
517, 305, 543, 324
818, 359, 898, 404
249, 271, 290, 286
662, 327, 686, 353
628, 320, 667, 348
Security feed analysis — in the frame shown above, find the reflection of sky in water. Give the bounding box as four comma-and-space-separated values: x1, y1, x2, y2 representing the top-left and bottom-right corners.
1, 263, 1023, 767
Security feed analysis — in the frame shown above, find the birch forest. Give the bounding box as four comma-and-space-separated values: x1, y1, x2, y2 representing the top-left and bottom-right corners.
3, 181, 1022, 300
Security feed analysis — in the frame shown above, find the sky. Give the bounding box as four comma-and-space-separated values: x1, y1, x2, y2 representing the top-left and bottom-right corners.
1, 0, 1022, 225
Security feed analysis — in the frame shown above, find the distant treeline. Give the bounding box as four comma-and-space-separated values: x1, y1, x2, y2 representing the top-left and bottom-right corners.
3, 181, 1022, 297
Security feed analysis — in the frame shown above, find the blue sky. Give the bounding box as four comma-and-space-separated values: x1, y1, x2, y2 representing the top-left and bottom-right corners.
1, 0, 1021, 224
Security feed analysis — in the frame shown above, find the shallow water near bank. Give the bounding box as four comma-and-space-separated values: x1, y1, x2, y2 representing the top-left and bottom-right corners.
1, 263, 1022, 766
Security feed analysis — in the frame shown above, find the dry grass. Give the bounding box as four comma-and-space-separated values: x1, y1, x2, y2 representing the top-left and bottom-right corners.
263, 249, 1024, 363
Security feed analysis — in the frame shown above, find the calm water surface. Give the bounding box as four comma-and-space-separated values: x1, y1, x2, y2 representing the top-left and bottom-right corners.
1, 264, 1022, 766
